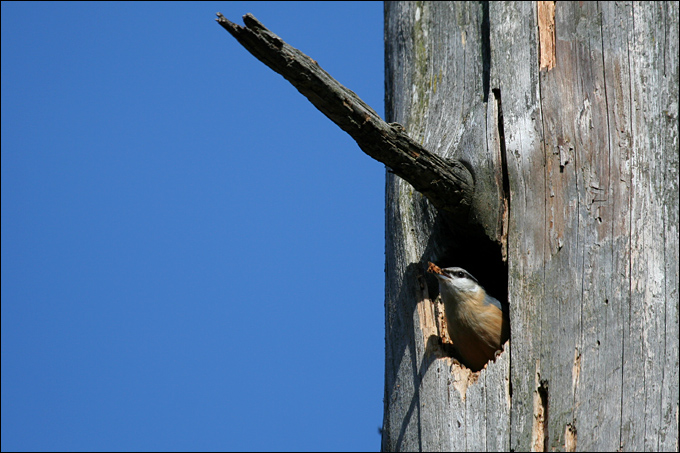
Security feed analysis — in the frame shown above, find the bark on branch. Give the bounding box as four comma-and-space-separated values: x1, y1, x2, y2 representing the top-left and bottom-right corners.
216, 13, 474, 216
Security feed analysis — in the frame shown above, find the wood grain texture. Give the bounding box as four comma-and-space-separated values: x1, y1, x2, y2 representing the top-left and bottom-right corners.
624, 3, 679, 450
383, 2, 509, 451
383, 1, 678, 451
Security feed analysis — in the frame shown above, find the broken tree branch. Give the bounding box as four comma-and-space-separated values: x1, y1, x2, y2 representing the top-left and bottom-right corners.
216, 13, 474, 215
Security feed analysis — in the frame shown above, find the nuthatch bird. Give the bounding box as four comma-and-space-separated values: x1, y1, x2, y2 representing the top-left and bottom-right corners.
428, 262, 509, 371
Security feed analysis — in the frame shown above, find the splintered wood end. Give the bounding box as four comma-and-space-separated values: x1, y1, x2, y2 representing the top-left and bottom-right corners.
427, 262, 443, 275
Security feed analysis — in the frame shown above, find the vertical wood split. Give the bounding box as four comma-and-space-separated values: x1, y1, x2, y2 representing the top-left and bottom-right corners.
538, 1, 556, 70
415, 273, 441, 343
492, 88, 510, 262
571, 347, 581, 392
532, 363, 549, 452
565, 422, 577, 451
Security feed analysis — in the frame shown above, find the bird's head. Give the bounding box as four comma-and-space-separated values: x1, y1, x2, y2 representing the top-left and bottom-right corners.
428, 263, 483, 298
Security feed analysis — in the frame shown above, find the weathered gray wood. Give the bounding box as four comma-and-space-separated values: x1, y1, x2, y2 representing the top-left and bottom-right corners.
574, 2, 632, 450
624, 2, 679, 451
659, 5, 679, 451
384, 1, 678, 451
539, 2, 609, 450
485, 3, 547, 451
383, 2, 509, 451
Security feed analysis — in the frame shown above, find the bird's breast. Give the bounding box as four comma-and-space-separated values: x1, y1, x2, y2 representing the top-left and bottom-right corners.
443, 291, 507, 371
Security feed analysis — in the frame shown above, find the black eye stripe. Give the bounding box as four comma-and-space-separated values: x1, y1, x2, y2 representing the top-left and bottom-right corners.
443, 268, 479, 284
448, 270, 468, 279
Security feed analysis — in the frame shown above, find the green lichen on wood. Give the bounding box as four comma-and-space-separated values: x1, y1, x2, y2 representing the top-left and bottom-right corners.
409, 1, 432, 144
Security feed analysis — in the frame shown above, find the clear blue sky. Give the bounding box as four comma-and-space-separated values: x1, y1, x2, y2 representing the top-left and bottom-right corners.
1, 2, 385, 451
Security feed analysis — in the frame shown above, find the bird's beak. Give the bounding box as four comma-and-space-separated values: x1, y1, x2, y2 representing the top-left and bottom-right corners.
428, 262, 449, 281
433, 271, 449, 281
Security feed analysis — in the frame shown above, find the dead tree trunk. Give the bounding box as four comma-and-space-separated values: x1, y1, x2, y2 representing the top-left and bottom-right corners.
216, 2, 678, 450
382, 2, 678, 451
